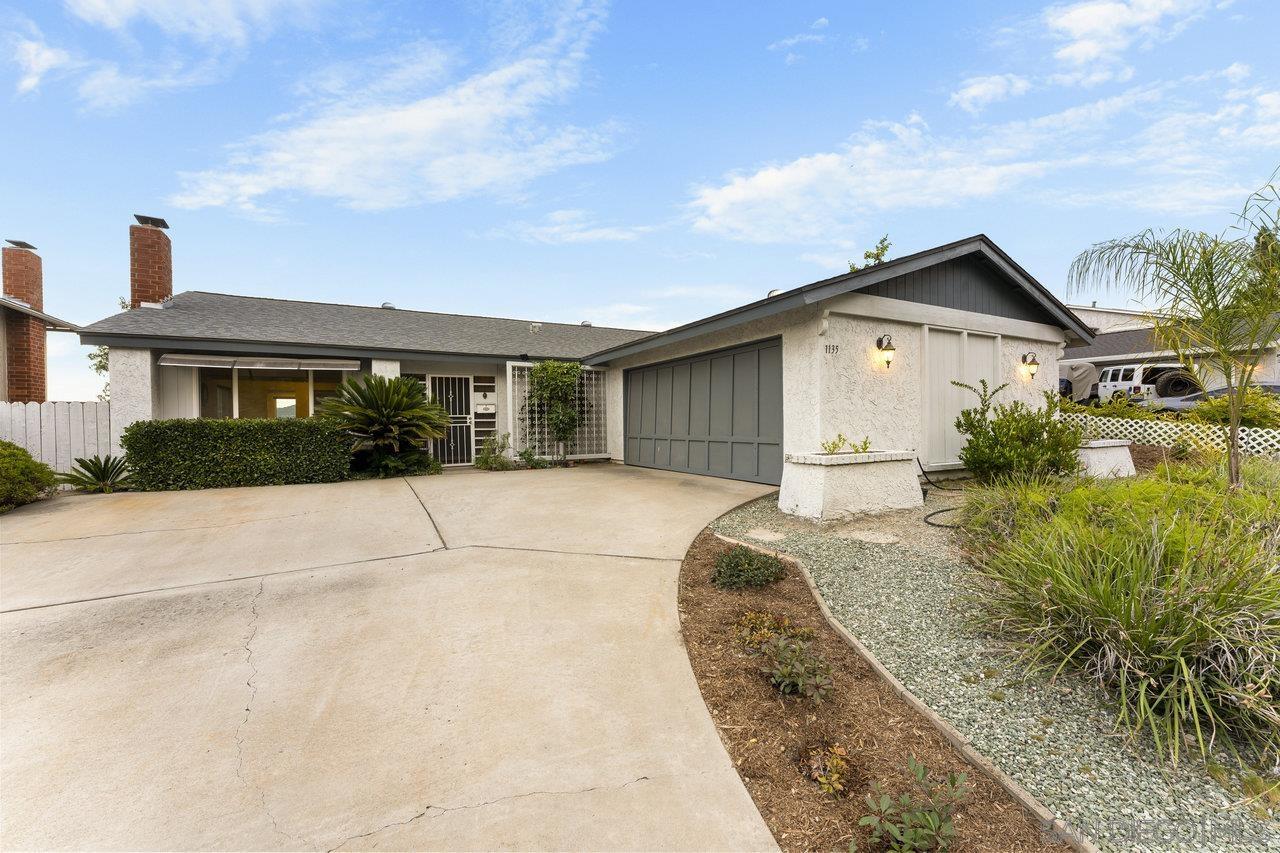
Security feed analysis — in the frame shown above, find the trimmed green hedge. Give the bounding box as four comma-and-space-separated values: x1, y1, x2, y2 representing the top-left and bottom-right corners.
121, 418, 351, 490
0, 439, 57, 513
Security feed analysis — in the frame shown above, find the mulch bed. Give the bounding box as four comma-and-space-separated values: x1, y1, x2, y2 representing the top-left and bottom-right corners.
679, 529, 1070, 852
1129, 442, 1204, 473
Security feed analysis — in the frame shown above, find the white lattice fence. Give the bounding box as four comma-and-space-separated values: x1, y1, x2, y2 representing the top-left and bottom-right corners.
0, 401, 112, 473
1061, 412, 1280, 457
506, 363, 609, 459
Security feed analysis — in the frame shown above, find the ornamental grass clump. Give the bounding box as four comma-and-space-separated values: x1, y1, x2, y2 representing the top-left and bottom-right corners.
961, 464, 1280, 764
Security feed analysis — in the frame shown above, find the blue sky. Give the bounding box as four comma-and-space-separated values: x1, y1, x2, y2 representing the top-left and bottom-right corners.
4, 0, 1278, 399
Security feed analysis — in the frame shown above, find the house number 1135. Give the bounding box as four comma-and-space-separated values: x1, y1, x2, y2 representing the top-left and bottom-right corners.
824, 344, 840, 354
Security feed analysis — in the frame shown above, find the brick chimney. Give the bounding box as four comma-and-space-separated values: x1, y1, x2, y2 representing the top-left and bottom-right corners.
3, 241, 47, 403
130, 215, 172, 308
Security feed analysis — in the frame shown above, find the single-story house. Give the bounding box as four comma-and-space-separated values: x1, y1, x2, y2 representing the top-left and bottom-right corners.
3, 240, 78, 403
80, 217, 1094, 508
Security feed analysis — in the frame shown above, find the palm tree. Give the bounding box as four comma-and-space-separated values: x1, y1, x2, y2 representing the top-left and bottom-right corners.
318, 374, 451, 471
1068, 179, 1280, 487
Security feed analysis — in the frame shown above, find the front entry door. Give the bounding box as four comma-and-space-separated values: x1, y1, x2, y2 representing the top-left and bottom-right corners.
429, 376, 473, 465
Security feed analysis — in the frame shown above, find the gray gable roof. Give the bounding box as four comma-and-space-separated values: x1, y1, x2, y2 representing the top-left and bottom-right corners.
1, 296, 77, 331
79, 291, 649, 361
1062, 328, 1158, 361
584, 235, 1094, 365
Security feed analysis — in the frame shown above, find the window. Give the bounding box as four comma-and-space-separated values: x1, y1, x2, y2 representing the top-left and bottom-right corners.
1120, 367, 1135, 382
273, 397, 298, 419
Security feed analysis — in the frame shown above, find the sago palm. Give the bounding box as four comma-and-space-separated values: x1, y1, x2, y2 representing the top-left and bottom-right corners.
318, 374, 451, 458
57, 454, 132, 493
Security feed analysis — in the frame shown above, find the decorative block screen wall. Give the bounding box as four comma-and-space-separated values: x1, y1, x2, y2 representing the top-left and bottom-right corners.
507, 363, 609, 459
1061, 412, 1280, 457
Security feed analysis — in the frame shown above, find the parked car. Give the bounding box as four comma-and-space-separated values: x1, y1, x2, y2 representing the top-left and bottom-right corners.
1096, 363, 1198, 402
1147, 383, 1280, 412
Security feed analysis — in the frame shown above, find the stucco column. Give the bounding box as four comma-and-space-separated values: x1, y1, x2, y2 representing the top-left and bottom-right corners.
370, 359, 400, 378
108, 347, 155, 455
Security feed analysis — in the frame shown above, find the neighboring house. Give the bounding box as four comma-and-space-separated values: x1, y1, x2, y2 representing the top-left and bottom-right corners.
1065, 303, 1155, 334
80, 218, 1094, 486
2, 240, 78, 403
1060, 326, 1280, 396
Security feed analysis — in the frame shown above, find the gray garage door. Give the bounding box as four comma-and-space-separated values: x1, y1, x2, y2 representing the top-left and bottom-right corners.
624, 339, 783, 485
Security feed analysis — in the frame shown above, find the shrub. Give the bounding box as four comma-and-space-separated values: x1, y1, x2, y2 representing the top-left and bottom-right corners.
736, 610, 814, 649
756, 635, 833, 703
0, 440, 56, 512
712, 545, 786, 589
854, 757, 969, 852
961, 469, 1280, 762
1186, 386, 1280, 429
57, 454, 132, 493
474, 433, 514, 471
121, 418, 351, 490
517, 447, 550, 469
821, 434, 872, 454
807, 743, 851, 796
953, 381, 1082, 482
318, 374, 450, 475
1060, 395, 1167, 420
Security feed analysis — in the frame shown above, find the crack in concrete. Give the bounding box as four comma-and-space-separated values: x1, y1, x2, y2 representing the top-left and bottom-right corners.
326, 775, 652, 852
232, 580, 304, 848
402, 478, 449, 549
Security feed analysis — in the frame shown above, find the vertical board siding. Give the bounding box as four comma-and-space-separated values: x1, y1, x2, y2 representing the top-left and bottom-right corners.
863, 256, 1046, 324
623, 338, 783, 485
1, 401, 111, 473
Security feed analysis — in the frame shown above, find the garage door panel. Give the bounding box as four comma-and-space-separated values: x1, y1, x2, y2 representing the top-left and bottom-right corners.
688, 440, 707, 471
758, 443, 783, 484
759, 344, 783, 440
624, 338, 783, 486
690, 361, 711, 436
708, 441, 731, 475
670, 440, 688, 469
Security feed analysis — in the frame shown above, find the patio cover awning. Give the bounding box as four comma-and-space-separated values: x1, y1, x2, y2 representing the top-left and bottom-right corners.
157, 354, 361, 370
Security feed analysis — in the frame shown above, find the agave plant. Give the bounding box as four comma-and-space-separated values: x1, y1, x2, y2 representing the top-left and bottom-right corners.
318, 374, 450, 472
58, 454, 132, 493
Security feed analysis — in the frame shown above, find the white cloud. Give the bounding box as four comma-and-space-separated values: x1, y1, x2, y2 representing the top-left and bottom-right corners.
171, 1, 614, 215
75, 57, 223, 110
1043, 0, 1214, 71
948, 74, 1032, 113
688, 75, 1272, 244
10, 36, 72, 93
64, 0, 325, 45
767, 33, 825, 51
494, 209, 653, 244
810, 17, 829, 29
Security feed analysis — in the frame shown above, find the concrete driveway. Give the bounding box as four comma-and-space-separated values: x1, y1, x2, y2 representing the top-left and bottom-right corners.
1, 465, 776, 851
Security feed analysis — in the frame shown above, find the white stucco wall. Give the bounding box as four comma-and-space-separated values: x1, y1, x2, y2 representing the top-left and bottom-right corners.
370, 358, 401, 378
601, 305, 824, 462
108, 347, 156, 454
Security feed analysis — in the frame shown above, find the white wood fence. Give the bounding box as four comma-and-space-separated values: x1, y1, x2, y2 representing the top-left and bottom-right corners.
0, 401, 112, 473
1061, 412, 1280, 457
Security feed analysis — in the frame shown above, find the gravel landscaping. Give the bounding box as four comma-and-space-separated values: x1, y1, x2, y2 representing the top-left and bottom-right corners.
712, 495, 1279, 853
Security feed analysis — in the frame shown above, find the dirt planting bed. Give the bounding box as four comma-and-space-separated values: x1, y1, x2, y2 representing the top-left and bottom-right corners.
679, 529, 1068, 853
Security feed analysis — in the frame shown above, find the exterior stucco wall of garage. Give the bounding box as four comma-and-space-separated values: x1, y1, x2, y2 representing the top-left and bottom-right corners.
601, 293, 1067, 471
602, 306, 825, 464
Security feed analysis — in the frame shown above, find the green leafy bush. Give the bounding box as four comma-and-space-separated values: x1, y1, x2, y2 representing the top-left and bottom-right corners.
57, 454, 132, 493
756, 635, 833, 703
121, 418, 351, 490
807, 743, 851, 796
0, 440, 56, 512
960, 465, 1280, 762
1060, 395, 1167, 420
517, 447, 550, 469
474, 433, 514, 471
953, 381, 1082, 482
853, 757, 969, 851
1186, 386, 1280, 429
735, 610, 814, 649
712, 545, 786, 589
318, 374, 450, 475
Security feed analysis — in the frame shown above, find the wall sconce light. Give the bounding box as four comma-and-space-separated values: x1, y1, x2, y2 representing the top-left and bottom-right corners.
1021, 352, 1040, 377
876, 335, 896, 368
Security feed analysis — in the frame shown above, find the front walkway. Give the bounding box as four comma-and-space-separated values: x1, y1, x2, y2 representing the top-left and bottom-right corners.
1, 465, 776, 851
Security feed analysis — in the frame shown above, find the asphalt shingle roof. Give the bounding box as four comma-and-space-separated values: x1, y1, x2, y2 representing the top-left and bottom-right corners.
1062, 327, 1157, 360
80, 291, 651, 360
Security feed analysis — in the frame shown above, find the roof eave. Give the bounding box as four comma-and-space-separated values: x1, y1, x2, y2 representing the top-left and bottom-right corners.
1, 299, 78, 331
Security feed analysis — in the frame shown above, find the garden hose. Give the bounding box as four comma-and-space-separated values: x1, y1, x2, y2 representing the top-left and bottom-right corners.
918, 458, 962, 528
